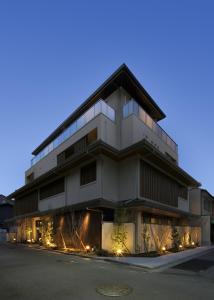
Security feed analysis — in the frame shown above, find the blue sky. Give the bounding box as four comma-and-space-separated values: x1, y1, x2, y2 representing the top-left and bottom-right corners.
0, 0, 213, 196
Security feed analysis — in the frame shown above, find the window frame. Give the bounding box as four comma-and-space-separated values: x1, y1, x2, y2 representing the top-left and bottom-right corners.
80, 161, 97, 186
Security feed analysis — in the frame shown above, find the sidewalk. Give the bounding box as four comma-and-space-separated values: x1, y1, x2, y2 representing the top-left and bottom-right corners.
102, 246, 214, 271
11, 242, 214, 271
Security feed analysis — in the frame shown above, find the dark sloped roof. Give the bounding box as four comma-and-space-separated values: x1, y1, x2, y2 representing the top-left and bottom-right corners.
32, 64, 166, 156
0, 194, 6, 204
201, 189, 214, 200
0, 194, 14, 206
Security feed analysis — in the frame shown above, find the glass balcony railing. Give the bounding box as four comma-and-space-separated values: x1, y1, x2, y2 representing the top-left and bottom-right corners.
123, 100, 178, 153
31, 100, 115, 166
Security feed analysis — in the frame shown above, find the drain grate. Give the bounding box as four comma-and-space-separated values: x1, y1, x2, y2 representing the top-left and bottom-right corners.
96, 284, 132, 297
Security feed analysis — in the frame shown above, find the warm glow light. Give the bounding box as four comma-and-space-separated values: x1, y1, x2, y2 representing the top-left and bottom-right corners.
179, 244, 183, 248
85, 245, 90, 251
13, 238, 16, 241
116, 249, 122, 255
162, 246, 166, 251
27, 239, 31, 243
191, 241, 195, 246
82, 213, 90, 232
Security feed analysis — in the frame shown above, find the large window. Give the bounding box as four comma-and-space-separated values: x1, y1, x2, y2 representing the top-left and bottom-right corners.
80, 162, 96, 186
31, 100, 115, 166
40, 178, 65, 200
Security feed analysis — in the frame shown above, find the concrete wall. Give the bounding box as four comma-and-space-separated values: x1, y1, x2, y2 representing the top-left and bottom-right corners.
38, 159, 103, 211
39, 193, 66, 212
27, 86, 178, 181
101, 155, 139, 202
201, 216, 211, 245
102, 221, 201, 254
26, 113, 117, 180
140, 223, 201, 252
119, 156, 139, 201
178, 197, 189, 212
101, 156, 119, 202
201, 190, 214, 216
121, 114, 178, 161
102, 222, 135, 253
66, 161, 102, 206
189, 188, 201, 215
37, 154, 140, 213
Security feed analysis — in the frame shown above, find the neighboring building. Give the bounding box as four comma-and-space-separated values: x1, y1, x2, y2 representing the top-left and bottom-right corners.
8, 64, 202, 252
0, 195, 14, 229
189, 188, 214, 245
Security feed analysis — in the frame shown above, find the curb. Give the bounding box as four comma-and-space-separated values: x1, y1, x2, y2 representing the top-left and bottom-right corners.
9, 243, 214, 271
104, 247, 214, 272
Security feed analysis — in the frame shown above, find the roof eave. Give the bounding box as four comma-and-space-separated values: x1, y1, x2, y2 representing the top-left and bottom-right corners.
32, 64, 165, 155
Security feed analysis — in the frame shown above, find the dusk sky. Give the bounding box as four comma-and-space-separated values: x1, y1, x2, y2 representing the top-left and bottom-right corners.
0, 0, 213, 196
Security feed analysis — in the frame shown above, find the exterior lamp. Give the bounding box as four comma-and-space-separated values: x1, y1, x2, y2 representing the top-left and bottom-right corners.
179, 244, 183, 249
116, 249, 123, 256
85, 245, 90, 252
162, 246, 166, 252
191, 241, 195, 246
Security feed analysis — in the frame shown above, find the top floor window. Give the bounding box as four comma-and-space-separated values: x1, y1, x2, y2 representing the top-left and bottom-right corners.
80, 161, 96, 186
31, 100, 115, 166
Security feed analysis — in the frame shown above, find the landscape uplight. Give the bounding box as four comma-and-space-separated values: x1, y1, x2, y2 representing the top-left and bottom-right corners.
85, 245, 90, 252
116, 249, 123, 256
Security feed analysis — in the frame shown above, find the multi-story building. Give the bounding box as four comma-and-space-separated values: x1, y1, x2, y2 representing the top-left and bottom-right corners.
189, 189, 214, 245
8, 64, 202, 252
0, 195, 14, 229
0, 195, 14, 242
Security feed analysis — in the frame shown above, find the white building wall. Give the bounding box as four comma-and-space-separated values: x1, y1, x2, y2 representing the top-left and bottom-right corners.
39, 193, 65, 212
121, 115, 178, 162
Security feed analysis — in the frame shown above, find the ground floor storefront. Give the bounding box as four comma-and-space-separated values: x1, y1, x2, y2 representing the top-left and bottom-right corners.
7, 203, 202, 256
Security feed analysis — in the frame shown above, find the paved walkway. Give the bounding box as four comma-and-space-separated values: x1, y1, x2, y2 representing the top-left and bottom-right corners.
12, 242, 214, 271
102, 246, 214, 270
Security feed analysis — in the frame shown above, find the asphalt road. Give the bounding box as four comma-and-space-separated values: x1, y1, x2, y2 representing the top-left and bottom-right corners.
0, 243, 214, 300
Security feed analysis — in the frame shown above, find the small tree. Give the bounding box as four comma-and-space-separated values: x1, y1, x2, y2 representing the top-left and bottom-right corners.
112, 224, 129, 254
40, 217, 54, 247
171, 226, 181, 251
111, 208, 130, 255
142, 224, 150, 254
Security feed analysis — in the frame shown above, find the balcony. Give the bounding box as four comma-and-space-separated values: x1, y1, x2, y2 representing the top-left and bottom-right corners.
123, 100, 178, 153
31, 100, 115, 166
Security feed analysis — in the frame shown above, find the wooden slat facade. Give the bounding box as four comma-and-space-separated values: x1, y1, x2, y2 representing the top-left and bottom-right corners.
15, 191, 38, 216
40, 178, 65, 200
140, 160, 187, 207
53, 210, 102, 249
